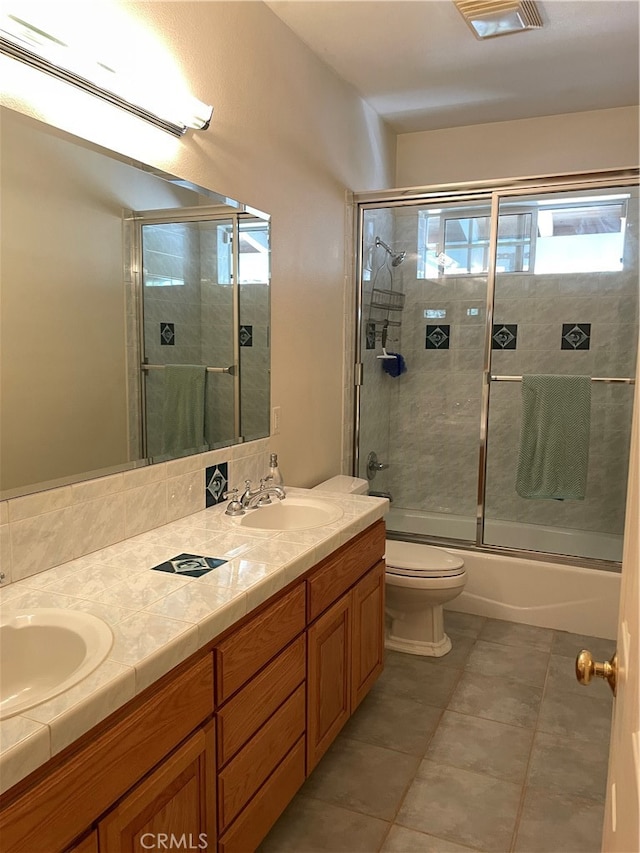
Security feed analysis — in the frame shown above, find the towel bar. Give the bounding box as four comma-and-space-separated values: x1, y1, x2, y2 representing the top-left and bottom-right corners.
141, 363, 236, 375
491, 375, 635, 385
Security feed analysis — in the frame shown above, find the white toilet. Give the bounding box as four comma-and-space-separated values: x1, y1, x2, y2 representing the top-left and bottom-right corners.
313, 475, 467, 657
385, 539, 466, 657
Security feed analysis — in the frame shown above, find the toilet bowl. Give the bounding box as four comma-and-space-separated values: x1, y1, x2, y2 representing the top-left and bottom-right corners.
385, 540, 466, 657
312, 476, 467, 657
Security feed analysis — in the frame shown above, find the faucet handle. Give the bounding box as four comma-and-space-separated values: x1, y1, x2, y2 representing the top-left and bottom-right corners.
223, 487, 245, 517
255, 478, 273, 505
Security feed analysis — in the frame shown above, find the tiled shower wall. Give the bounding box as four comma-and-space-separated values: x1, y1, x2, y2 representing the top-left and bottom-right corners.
239, 281, 271, 442
142, 223, 210, 457
141, 223, 239, 455
356, 209, 396, 487
199, 223, 238, 448
0, 439, 271, 588
358, 200, 639, 538
137, 223, 270, 456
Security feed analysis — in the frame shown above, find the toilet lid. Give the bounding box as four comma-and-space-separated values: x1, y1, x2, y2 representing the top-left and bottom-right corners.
385, 540, 465, 578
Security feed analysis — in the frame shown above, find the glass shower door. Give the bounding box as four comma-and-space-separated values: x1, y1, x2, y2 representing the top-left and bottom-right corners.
358, 199, 492, 542
483, 185, 639, 562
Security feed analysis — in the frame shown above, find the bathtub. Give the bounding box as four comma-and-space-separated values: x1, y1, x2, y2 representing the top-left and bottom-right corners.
387, 508, 621, 640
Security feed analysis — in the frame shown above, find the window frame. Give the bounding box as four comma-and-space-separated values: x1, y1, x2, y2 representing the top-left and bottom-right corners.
417, 198, 628, 278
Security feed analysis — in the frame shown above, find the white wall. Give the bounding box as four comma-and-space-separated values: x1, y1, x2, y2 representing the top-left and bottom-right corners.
1, 0, 395, 489
396, 106, 639, 188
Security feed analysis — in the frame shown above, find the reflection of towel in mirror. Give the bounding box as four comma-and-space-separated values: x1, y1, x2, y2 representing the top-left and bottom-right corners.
162, 365, 207, 456
516, 374, 591, 500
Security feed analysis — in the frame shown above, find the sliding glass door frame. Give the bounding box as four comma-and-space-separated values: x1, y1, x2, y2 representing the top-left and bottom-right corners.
352, 169, 639, 570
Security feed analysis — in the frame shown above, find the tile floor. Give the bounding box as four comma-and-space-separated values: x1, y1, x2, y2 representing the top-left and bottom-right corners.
260, 611, 616, 853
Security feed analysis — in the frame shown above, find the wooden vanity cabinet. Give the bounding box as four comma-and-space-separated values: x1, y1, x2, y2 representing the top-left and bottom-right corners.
214, 583, 307, 851
0, 656, 214, 853
0, 521, 385, 853
307, 592, 352, 769
66, 832, 98, 853
306, 521, 386, 771
98, 724, 215, 852
351, 559, 386, 710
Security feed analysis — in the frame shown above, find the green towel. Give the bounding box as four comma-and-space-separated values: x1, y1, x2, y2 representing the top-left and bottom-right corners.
516, 375, 591, 500
162, 365, 207, 456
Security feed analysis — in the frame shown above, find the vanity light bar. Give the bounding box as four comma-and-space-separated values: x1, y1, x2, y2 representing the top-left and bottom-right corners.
0, 18, 213, 137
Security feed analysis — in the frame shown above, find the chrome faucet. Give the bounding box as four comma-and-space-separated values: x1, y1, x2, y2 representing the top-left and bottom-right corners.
240, 479, 286, 509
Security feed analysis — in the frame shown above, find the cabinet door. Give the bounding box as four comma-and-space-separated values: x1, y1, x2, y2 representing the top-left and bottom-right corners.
98, 725, 215, 853
351, 560, 385, 711
306, 594, 351, 772
66, 831, 98, 853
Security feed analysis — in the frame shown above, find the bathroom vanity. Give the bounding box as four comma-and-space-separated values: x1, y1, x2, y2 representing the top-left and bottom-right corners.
0, 492, 386, 853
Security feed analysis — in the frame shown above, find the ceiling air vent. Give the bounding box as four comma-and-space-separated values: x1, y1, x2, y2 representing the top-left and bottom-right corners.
453, 0, 543, 39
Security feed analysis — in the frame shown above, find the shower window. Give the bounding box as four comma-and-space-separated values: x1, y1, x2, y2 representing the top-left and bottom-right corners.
533, 198, 627, 273
417, 199, 627, 278
418, 209, 532, 276
216, 220, 270, 285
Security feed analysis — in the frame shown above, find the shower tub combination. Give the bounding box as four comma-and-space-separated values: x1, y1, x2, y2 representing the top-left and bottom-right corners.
388, 508, 621, 640
353, 172, 638, 643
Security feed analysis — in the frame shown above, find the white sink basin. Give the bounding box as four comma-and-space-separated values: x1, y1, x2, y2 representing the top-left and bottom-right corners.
238, 496, 344, 531
0, 609, 113, 720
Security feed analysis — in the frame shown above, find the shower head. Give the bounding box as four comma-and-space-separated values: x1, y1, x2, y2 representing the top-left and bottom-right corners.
375, 236, 406, 267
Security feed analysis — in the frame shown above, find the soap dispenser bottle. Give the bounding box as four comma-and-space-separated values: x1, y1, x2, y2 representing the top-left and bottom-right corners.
268, 452, 284, 486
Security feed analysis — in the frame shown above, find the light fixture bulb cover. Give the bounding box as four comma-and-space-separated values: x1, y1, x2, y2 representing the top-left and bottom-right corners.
453, 0, 542, 39
0, 14, 213, 136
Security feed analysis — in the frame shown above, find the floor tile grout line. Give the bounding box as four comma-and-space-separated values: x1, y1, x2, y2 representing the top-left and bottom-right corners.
375, 653, 470, 852
267, 622, 611, 852
374, 635, 506, 852
441, 700, 542, 733
296, 655, 469, 850
508, 648, 553, 853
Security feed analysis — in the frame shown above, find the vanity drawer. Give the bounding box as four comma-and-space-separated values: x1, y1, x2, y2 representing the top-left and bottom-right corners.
216, 633, 306, 768
307, 520, 386, 621
215, 583, 306, 703
217, 736, 306, 853
217, 684, 305, 832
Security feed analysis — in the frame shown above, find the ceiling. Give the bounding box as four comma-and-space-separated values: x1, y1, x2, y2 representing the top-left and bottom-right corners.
265, 0, 640, 134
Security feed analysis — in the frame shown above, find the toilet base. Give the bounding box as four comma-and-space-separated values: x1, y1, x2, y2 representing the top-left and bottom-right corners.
384, 600, 454, 657
385, 630, 452, 657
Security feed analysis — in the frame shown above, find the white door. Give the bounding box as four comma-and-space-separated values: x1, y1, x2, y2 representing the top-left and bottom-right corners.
601, 360, 640, 852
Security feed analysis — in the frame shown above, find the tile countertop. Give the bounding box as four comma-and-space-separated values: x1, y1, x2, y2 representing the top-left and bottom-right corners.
0, 488, 388, 795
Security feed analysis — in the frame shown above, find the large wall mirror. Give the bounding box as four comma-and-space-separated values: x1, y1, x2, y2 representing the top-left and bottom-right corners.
0, 107, 271, 500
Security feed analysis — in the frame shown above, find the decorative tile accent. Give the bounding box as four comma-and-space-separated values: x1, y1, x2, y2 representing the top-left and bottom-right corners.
561, 323, 591, 350
160, 322, 175, 345
425, 325, 450, 349
365, 322, 376, 350
239, 325, 253, 347
492, 324, 518, 350
151, 553, 227, 578
205, 463, 228, 507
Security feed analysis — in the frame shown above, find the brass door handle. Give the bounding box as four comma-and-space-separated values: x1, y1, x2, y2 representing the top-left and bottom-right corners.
575, 649, 617, 695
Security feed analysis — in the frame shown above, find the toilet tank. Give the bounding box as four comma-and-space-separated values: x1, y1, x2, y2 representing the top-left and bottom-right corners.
312, 475, 369, 495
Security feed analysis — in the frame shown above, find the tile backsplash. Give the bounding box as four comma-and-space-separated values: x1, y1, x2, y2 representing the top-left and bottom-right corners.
0, 439, 270, 587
